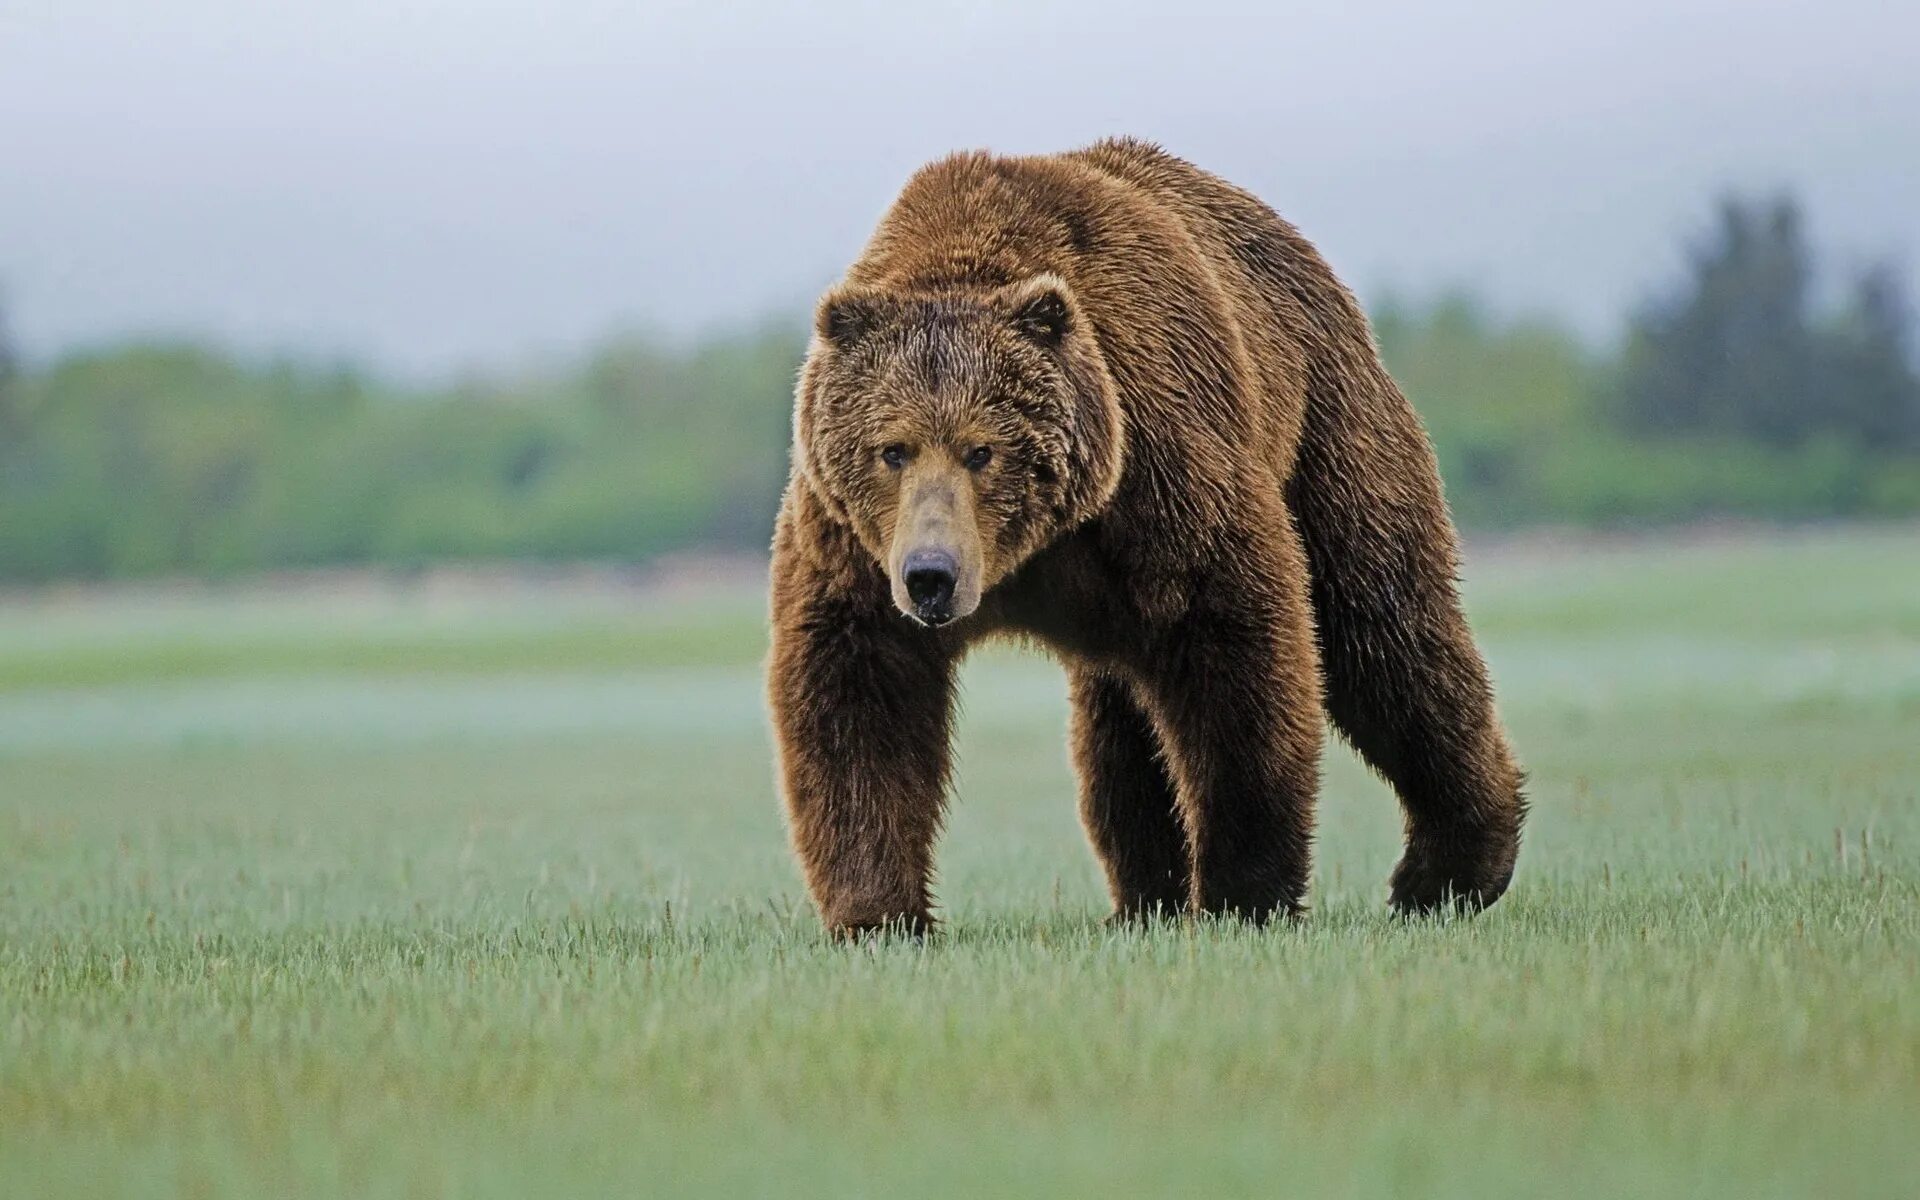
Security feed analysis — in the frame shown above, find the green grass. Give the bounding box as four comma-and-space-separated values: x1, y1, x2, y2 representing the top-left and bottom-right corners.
3, 526, 1918, 1198
0, 586, 770, 692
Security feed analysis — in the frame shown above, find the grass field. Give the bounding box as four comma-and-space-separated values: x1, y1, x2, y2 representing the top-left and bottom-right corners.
3, 527, 1917, 1198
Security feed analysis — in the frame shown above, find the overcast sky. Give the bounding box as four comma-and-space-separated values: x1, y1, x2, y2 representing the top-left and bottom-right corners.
2, 0, 1915, 377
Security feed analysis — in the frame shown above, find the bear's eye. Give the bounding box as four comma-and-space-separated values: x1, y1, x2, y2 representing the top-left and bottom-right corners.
880, 444, 908, 470
963, 445, 993, 472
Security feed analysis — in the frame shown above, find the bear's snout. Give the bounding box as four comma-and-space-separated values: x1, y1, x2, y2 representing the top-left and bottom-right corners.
888, 467, 983, 626
902, 549, 959, 625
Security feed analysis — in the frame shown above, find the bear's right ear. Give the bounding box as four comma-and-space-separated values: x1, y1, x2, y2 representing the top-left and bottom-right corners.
815, 289, 885, 350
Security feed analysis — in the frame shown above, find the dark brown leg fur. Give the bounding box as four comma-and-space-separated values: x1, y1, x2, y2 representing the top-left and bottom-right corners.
1069, 668, 1189, 921
768, 555, 956, 937
1287, 367, 1527, 914
1132, 526, 1325, 921
1192, 184, 1525, 915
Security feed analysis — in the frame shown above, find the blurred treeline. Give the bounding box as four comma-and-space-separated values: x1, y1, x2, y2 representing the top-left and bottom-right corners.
2, 193, 1917, 582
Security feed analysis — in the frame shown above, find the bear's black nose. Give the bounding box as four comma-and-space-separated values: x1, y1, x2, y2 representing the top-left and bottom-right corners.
903, 550, 958, 624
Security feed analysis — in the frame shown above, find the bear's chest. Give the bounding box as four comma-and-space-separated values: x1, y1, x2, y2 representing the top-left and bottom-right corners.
977, 527, 1190, 666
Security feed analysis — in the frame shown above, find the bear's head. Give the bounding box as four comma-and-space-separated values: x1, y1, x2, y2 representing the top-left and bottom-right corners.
794, 273, 1125, 626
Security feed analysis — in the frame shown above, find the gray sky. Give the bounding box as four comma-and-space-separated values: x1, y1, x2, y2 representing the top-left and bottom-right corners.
2, 0, 1915, 377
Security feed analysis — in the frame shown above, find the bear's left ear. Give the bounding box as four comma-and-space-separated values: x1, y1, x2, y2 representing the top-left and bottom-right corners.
995, 274, 1076, 349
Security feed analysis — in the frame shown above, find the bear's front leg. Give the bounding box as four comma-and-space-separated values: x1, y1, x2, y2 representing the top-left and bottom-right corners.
769, 556, 957, 937
1134, 547, 1326, 921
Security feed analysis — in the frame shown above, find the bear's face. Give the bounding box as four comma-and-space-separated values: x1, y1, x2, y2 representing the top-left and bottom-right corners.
795, 274, 1124, 627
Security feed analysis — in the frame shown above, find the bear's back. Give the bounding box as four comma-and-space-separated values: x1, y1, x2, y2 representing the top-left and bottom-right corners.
846, 139, 1375, 480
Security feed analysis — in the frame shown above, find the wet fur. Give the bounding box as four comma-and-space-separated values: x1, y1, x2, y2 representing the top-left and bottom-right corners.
769, 138, 1526, 935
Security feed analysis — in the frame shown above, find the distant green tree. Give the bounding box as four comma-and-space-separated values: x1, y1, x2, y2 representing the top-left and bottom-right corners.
1616, 193, 1920, 450
0, 285, 19, 444
1821, 263, 1920, 448
0, 321, 808, 582
1374, 291, 1601, 526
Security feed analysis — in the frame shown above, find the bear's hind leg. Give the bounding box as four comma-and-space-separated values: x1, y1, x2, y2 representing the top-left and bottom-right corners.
1286, 373, 1526, 914
1069, 668, 1189, 921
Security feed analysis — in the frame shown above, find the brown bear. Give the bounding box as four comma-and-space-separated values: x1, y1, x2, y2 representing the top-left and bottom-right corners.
768, 138, 1525, 936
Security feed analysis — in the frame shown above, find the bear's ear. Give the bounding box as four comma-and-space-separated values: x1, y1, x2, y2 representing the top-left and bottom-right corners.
996, 274, 1076, 349
816, 288, 885, 350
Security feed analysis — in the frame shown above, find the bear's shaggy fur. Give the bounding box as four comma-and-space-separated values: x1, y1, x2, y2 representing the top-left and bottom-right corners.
769, 138, 1525, 935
